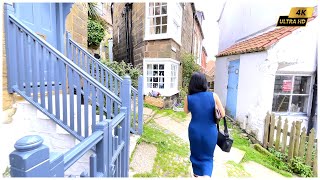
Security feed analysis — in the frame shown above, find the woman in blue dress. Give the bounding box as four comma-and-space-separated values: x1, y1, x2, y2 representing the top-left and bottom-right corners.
184, 72, 225, 178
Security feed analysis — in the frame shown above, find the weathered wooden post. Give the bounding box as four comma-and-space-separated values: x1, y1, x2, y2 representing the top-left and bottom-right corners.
9, 135, 51, 177
138, 75, 144, 135
121, 75, 131, 177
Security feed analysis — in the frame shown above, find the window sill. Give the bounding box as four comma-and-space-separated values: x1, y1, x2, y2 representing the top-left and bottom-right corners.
145, 88, 179, 97
272, 112, 308, 118
144, 35, 182, 46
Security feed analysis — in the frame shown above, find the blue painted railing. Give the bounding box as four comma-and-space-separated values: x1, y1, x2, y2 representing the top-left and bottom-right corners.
9, 107, 130, 177
66, 33, 143, 135
4, 3, 132, 177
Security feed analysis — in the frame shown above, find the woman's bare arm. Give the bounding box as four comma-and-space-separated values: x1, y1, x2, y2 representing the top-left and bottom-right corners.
184, 96, 189, 114
213, 93, 226, 117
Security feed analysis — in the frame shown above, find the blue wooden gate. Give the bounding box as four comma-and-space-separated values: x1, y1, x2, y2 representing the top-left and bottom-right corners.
226, 59, 240, 119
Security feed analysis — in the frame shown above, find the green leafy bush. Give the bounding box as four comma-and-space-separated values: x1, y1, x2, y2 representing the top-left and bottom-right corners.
268, 148, 287, 161
181, 53, 201, 88
289, 157, 313, 177
100, 60, 142, 88
88, 19, 105, 47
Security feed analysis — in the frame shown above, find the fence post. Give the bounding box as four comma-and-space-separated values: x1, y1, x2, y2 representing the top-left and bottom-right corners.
9, 135, 51, 177
138, 75, 144, 135
95, 120, 112, 177
66, 32, 71, 59
4, 3, 15, 93
121, 75, 131, 177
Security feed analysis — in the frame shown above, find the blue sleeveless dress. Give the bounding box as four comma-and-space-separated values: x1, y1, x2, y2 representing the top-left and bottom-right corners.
187, 91, 218, 176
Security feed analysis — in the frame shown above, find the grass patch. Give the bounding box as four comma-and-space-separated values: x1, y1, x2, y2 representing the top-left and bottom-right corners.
225, 161, 251, 177
228, 122, 293, 177
133, 120, 190, 177
144, 104, 187, 122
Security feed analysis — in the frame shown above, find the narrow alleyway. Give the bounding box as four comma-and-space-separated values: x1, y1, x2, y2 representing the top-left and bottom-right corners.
129, 107, 286, 178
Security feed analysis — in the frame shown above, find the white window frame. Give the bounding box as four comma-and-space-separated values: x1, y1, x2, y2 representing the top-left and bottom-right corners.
272, 73, 314, 116
144, 2, 182, 45
143, 58, 179, 97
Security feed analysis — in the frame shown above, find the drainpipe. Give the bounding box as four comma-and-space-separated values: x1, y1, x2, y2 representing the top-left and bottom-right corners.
307, 36, 318, 135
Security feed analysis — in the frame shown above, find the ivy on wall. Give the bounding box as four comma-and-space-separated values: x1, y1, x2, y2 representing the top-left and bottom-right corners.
88, 18, 105, 48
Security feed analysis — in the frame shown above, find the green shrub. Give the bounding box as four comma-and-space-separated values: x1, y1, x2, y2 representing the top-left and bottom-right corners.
181, 53, 201, 89
268, 148, 287, 161
289, 157, 313, 177
100, 60, 142, 88
88, 19, 105, 47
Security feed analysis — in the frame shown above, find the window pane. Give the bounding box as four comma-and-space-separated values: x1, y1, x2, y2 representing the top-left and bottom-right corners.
162, 25, 167, 33
159, 64, 164, 70
147, 83, 152, 88
147, 77, 152, 82
291, 95, 308, 113
162, 16, 167, 24
155, 6, 160, 15
153, 77, 158, 82
147, 64, 152, 70
272, 95, 290, 112
159, 71, 164, 76
274, 75, 292, 94
147, 70, 153, 76
156, 26, 161, 34
162, 6, 167, 14
150, 18, 156, 26
294, 76, 311, 94
149, 6, 154, 16
156, 17, 162, 25
153, 64, 158, 70
155, 3, 161, 6
153, 83, 158, 88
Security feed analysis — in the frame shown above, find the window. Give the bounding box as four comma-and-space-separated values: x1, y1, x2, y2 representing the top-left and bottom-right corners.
148, 2, 168, 35
145, 2, 182, 44
144, 58, 179, 96
146, 64, 165, 89
272, 75, 312, 115
170, 64, 178, 88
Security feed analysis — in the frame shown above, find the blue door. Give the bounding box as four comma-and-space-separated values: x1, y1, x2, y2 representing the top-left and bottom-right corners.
14, 3, 58, 48
226, 60, 240, 119
14, 3, 58, 84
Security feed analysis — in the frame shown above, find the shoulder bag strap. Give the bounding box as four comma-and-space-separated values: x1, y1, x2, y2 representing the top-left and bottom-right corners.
217, 117, 229, 137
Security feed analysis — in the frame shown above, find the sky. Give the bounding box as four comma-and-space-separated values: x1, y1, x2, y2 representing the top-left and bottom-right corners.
194, 0, 226, 61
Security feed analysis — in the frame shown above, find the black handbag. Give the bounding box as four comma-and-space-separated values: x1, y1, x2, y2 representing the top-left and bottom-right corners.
217, 117, 233, 152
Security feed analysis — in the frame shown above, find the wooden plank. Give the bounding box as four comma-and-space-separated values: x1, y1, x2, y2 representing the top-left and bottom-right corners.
294, 121, 302, 157
288, 121, 296, 161
313, 152, 317, 177
268, 113, 276, 148
47, 52, 53, 114
281, 119, 289, 153
84, 79, 89, 137
263, 112, 271, 148
275, 116, 282, 151
68, 67, 74, 131
24, 34, 31, 97
298, 127, 307, 158
305, 128, 315, 166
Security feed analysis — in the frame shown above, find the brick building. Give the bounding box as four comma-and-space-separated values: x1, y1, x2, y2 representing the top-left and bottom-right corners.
112, 2, 205, 98
201, 46, 208, 72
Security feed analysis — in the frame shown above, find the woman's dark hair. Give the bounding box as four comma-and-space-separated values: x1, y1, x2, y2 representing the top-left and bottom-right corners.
188, 72, 208, 95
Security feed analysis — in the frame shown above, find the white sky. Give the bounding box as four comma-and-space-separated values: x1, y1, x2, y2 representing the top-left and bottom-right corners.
194, 0, 227, 61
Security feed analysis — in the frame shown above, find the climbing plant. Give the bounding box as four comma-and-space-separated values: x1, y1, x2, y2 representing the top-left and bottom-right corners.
181, 53, 201, 93
88, 18, 105, 48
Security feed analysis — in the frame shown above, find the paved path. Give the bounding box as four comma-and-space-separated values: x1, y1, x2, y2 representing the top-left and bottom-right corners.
130, 107, 285, 178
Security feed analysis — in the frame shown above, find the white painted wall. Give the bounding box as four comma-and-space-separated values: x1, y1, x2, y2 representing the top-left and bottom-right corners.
218, 0, 318, 52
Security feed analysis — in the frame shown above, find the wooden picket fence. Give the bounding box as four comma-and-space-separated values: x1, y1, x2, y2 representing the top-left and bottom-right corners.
263, 113, 317, 176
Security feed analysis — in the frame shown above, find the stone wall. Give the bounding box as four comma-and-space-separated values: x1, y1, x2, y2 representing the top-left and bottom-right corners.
66, 3, 88, 49
181, 3, 194, 54
113, 3, 146, 67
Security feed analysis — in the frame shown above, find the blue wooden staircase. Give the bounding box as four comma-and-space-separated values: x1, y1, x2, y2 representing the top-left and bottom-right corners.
4, 4, 143, 177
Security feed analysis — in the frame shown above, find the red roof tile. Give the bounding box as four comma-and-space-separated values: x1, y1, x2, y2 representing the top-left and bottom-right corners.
216, 16, 316, 57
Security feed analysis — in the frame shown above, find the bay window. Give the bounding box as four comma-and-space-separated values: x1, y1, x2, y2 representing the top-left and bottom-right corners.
272, 74, 313, 115
144, 58, 179, 96
145, 2, 183, 44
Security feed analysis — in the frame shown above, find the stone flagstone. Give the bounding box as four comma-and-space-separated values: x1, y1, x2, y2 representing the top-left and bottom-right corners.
130, 142, 157, 174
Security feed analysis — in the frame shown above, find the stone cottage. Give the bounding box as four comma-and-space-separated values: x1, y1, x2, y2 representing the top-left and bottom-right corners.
111, 2, 205, 106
